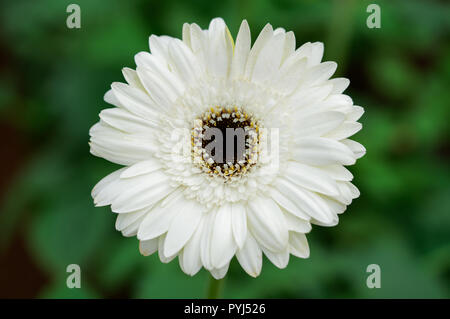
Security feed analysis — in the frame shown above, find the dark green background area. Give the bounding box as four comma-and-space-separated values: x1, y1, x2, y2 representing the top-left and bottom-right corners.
0, 0, 449, 298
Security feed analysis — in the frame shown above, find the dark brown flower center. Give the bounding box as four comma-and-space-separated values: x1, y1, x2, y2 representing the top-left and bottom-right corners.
191, 106, 259, 180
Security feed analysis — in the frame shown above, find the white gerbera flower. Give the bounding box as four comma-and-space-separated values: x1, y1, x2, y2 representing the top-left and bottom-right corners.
90, 18, 365, 279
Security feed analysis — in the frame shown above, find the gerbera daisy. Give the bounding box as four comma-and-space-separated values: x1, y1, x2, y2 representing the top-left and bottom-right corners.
90, 18, 365, 279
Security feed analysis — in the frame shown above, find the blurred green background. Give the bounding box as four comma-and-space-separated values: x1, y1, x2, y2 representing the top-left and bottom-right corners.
0, 0, 449, 298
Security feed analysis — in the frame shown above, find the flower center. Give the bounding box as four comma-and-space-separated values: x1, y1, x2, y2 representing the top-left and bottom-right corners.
191, 106, 260, 180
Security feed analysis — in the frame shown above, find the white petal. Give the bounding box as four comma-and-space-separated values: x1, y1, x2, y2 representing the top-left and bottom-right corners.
200, 210, 216, 270
244, 23, 273, 79
188, 23, 207, 69
111, 170, 173, 213
272, 56, 307, 93
293, 137, 356, 166
122, 67, 145, 90
89, 122, 158, 166
281, 31, 296, 64
302, 61, 337, 86
104, 89, 121, 107
269, 187, 310, 221
329, 78, 350, 94
121, 218, 142, 237
210, 204, 237, 268
289, 84, 333, 110
251, 32, 285, 84
115, 209, 148, 231
182, 23, 191, 47
164, 200, 204, 257
289, 232, 310, 258
308, 42, 324, 66
93, 168, 161, 207
206, 18, 233, 79
262, 246, 290, 269
247, 197, 289, 252
285, 161, 340, 196
139, 238, 159, 256
120, 158, 162, 179
158, 234, 177, 263
99, 108, 158, 133
274, 178, 335, 225
110, 82, 160, 118
347, 106, 365, 122
334, 181, 360, 205
135, 51, 185, 98
136, 67, 174, 109
92, 168, 126, 202
231, 202, 247, 249
318, 165, 353, 181
318, 195, 346, 216
236, 233, 262, 277
294, 111, 345, 137
342, 139, 366, 159
136, 190, 185, 240
168, 39, 202, 85
210, 263, 230, 280
230, 20, 251, 80
283, 212, 312, 233
179, 216, 205, 276
149, 35, 173, 63
325, 121, 362, 140
286, 41, 322, 69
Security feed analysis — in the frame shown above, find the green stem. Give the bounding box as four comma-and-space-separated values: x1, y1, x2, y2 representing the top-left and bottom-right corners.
206, 276, 225, 299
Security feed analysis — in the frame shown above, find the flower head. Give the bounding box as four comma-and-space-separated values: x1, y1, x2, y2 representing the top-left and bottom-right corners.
90, 18, 365, 278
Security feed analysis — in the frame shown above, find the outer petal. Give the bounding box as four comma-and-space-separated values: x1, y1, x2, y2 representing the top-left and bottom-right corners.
110, 82, 161, 117
274, 178, 336, 225
89, 122, 158, 166
115, 209, 148, 232
168, 39, 203, 85
247, 197, 289, 252
342, 139, 366, 159
292, 137, 356, 166
289, 232, 310, 258
236, 233, 262, 277
230, 20, 251, 80
210, 204, 237, 268
262, 246, 290, 269
206, 18, 233, 79
164, 200, 204, 257
200, 210, 216, 270
251, 32, 285, 84
136, 190, 185, 240
120, 158, 162, 179
284, 161, 340, 196
179, 216, 205, 276
231, 202, 248, 249
149, 35, 173, 63
269, 187, 311, 221
111, 170, 174, 213
99, 108, 158, 133
139, 238, 159, 256
158, 234, 177, 263
210, 263, 230, 280
244, 23, 273, 79
92, 168, 126, 205
294, 111, 345, 138
283, 212, 312, 233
